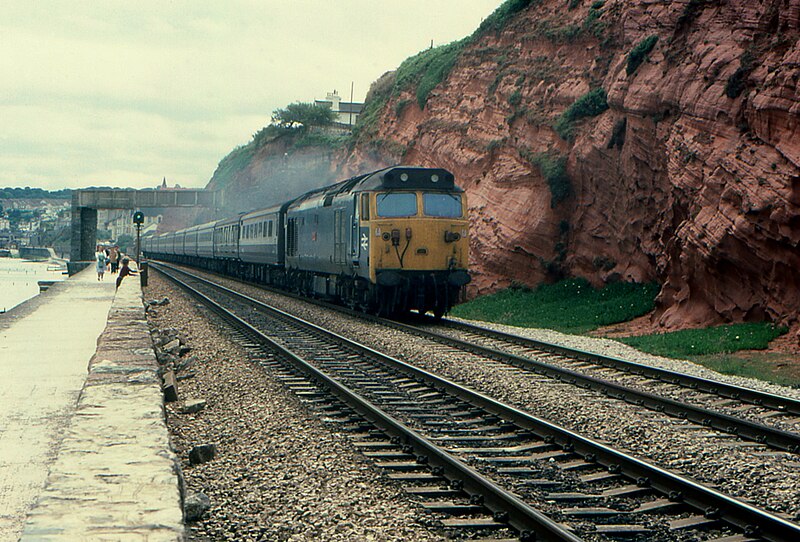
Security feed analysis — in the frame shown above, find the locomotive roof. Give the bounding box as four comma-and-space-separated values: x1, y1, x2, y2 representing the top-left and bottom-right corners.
290, 166, 460, 208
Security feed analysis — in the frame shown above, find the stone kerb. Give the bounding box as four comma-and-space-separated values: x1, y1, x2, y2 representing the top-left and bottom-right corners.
21, 276, 184, 540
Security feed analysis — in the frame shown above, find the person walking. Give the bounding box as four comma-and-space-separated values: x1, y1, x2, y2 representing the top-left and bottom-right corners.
95, 247, 107, 281
109, 246, 120, 274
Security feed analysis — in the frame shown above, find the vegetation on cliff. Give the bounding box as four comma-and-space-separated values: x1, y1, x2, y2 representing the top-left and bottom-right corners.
626, 35, 658, 75
354, 0, 539, 142
210, 102, 345, 191
520, 149, 571, 207
553, 88, 609, 140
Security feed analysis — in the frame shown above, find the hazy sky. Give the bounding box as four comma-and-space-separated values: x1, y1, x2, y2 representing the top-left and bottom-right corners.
1, 1, 501, 191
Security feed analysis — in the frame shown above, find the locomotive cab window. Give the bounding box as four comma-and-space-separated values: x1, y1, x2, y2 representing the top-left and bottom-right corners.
423, 193, 462, 217
360, 193, 370, 221
376, 192, 417, 217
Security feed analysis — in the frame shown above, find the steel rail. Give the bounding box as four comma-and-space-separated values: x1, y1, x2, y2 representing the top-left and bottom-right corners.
435, 318, 800, 415
376, 318, 800, 454
154, 263, 583, 541
154, 263, 800, 542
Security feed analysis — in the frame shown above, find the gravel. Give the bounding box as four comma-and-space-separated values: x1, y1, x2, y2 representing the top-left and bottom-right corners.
145, 274, 446, 541
178, 268, 800, 519
446, 319, 800, 401
421, 323, 800, 433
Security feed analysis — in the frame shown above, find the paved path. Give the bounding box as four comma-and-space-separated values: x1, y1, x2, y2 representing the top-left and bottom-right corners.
20, 266, 183, 540
0, 267, 116, 540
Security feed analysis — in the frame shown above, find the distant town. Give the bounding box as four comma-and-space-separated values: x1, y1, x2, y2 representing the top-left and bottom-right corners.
1, 89, 364, 261
0, 184, 165, 259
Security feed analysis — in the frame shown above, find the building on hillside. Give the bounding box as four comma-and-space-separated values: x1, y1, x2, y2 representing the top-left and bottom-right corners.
101, 210, 162, 241
315, 90, 364, 127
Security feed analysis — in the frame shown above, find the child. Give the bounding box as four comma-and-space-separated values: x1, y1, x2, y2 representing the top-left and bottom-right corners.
115, 258, 136, 289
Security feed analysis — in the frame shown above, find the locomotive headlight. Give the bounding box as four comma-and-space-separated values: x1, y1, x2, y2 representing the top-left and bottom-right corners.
431, 174, 439, 183
400, 173, 409, 182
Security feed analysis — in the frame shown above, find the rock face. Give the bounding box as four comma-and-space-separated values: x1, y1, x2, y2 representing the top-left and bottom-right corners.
341, 0, 800, 332
206, 134, 344, 216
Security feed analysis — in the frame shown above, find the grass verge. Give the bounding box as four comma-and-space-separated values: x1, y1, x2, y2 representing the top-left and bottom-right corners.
452, 279, 796, 387
618, 322, 786, 357
450, 278, 659, 334
619, 323, 796, 387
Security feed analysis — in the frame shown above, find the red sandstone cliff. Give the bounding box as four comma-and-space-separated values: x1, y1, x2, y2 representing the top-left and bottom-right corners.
341, 0, 800, 336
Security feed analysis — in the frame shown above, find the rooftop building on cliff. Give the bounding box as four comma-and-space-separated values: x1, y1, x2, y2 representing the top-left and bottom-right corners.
315, 90, 363, 127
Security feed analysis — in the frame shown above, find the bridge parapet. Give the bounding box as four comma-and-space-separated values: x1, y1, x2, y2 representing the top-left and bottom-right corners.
70, 188, 219, 266
75, 188, 219, 209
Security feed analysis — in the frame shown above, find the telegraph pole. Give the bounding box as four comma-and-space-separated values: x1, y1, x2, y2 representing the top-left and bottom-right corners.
349, 81, 354, 127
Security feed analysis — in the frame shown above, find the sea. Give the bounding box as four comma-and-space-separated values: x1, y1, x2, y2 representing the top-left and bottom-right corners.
0, 258, 66, 313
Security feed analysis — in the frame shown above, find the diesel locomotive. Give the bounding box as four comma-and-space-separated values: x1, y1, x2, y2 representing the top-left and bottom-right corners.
143, 166, 471, 317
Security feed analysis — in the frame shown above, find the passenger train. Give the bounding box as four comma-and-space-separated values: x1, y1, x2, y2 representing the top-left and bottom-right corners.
143, 166, 471, 317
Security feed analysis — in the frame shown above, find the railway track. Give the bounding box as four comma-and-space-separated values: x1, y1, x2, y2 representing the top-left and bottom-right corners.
383, 317, 800, 454
154, 262, 800, 541
152, 261, 800, 455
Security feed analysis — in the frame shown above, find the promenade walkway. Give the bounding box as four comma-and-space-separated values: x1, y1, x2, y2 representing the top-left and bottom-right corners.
0, 266, 183, 540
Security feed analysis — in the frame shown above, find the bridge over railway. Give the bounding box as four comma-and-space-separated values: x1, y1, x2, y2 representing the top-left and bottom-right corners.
69, 188, 219, 273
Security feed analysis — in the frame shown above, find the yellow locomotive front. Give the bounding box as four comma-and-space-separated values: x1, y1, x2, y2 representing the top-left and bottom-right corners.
356, 167, 470, 317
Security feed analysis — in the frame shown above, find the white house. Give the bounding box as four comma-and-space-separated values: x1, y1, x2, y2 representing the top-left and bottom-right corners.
315, 90, 364, 127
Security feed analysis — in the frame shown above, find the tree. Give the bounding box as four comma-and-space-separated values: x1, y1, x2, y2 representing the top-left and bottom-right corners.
117, 234, 134, 253
271, 102, 336, 130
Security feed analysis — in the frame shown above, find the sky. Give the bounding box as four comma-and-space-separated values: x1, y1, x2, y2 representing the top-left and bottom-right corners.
0, 0, 502, 191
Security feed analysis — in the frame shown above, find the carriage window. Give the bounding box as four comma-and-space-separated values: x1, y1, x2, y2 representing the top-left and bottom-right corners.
423, 193, 462, 217
268, 220, 273, 237
376, 193, 417, 217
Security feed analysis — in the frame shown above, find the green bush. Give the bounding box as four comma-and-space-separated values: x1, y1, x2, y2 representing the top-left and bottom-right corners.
584, 1, 606, 39
530, 152, 571, 206
626, 35, 658, 75
271, 102, 336, 129
725, 48, 755, 99
554, 88, 609, 140
725, 66, 750, 98
451, 278, 660, 334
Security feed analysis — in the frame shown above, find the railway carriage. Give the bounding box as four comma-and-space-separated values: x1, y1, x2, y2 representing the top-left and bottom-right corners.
196, 220, 216, 260
213, 215, 241, 274
173, 228, 187, 258
239, 203, 288, 284
183, 224, 201, 259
